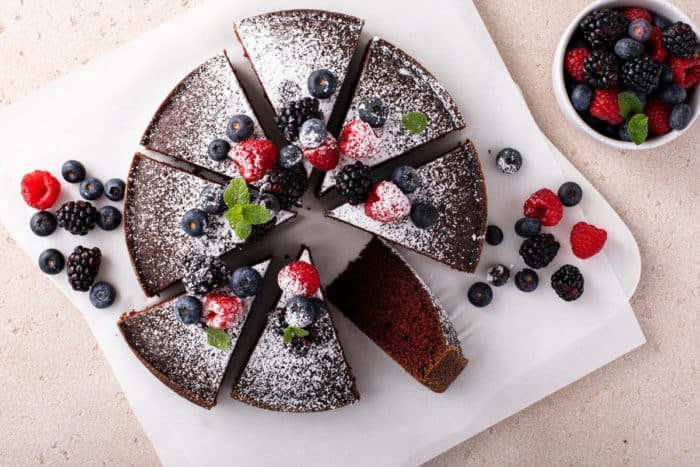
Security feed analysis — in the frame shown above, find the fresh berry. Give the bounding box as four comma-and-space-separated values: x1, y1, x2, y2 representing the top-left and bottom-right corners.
254, 192, 281, 218
56, 200, 97, 235
658, 83, 687, 104
66, 246, 101, 291
589, 88, 624, 125
660, 63, 674, 83
338, 120, 381, 160
618, 126, 632, 142
485, 225, 504, 246
89, 281, 116, 309
335, 161, 373, 205
226, 114, 255, 142
669, 56, 700, 89
662, 22, 700, 59
38, 248, 65, 275
307, 69, 337, 99
628, 19, 652, 42
519, 233, 560, 269
410, 200, 439, 229
276, 97, 322, 142
358, 97, 389, 128
229, 139, 278, 183
468, 282, 493, 308
96, 206, 122, 231
653, 15, 673, 31
524, 188, 563, 227
203, 293, 245, 330
486, 264, 510, 287
570, 84, 593, 111
303, 134, 340, 171
390, 166, 419, 194
621, 56, 662, 94
558, 181, 583, 207
564, 48, 589, 83
30, 211, 57, 236
278, 261, 320, 297
670, 103, 692, 131
21, 170, 61, 210
514, 217, 542, 237
571, 221, 607, 259
284, 295, 316, 328
61, 160, 86, 183
496, 147, 523, 174
614, 38, 644, 59
364, 181, 411, 223
198, 185, 227, 214
310, 297, 328, 320
646, 97, 673, 135
182, 255, 230, 296
79, 177, 103, 200
299, 118, 327, 148
647, 27, 668, 63
622, 7, 652, 23
174, 295, 202, 325
581, 50, 619, 89
278, 144, 304, 169
103, 178, 125, 201
260, 166, 308, 209
180, 208, 208, 237
551, 265, 585, 302
208, 139, 231, 161
579, 9, 629, 49
230, 266, 263, 298
515, 268, 539, 292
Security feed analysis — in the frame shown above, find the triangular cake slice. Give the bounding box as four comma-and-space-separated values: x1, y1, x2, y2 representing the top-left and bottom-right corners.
118, 259, 271, 409
141, 51, 265, 177
320, 37, 466, 194
124, 153, 296, 296
326, 141, 487, 272
328, 237, 467, 392
231, 247, 359, 412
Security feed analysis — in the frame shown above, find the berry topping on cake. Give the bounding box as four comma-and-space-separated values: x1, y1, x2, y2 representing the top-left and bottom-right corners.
614, 38, 644, 60
299, 118, 327, 148
38, 248, 65, 275
486, 264, 510, 287
645, 97, 673, 135
79, 177, 104, 201
56, 200, 97, 235
571, 221, 608, 259
89, 281, 116, 309
96, 206, 122, 231
564, 48, 589, 83
61, 160, 86, 184
180, 208, 208, 237
310, 297, 329, 320
278, 144, 304, 169
182, 255, 230, 296
523, 188, 563, 226
662, 22, 700, 59
66, 246, 101, 292
335, 161, 373, 205
558, 181, 583, 207
230, 266, 263, 298
208, 139, 231, 162
669, 56, 700, 89
496, 147, 523, 174
581, 50, 619, 89
485, 225, 504, 245
391, 165, 420, 194
198, 185, 227, 214
358, 96, 389, 128
229, 139, 278, 183
622, 7, 652, 24
551, 265, 585, 302
670, 103, 693, 130
276, 97, 323, 142
364, 181, 411, 223
515, 268, 539, 292
260, 166, 308, 209
338, 120, 381, 159
307, 69, 338, 99
409, 200, 439, 229
284, 295, 316, 329
468, 282, 493, 307
21, 170, 61, 210
174, 295, 203, 325
226, 114, 255, 142
589, 88, 624, 125
203, 293, 245, 330
628, 18, 652, 42
278, 261, 321, 298
519, 233, 560, 269
579, 9, 629, 49
30, 211, 57, 237
303, 133, 340, 171
621, 56, 662, 94
514, 217, 542, 237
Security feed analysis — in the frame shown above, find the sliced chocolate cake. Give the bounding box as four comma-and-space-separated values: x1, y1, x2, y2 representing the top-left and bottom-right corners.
231, 247, 359, 412
326, 141, 487, 273
119, 259, 271, 409
328, 237, 467, 392
320, 37, 466, 194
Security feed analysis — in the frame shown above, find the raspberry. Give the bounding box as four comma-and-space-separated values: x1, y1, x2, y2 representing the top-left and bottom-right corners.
523, 188, 563, 227
303, 134, 340, 171
621, 7, 652, 23
646, 97, 672, 135
570, 222, 607, 259
669, 56, 700, 88
589, 88, 624, 125
364, 181, 411, 223
338, 120, 381, 159
564, 48, 589, 83
229, 139, 277, 183
203, 293, 245, 330
278, 261, 321, 297
21, 170, 61, 210
647, 27, 668, 63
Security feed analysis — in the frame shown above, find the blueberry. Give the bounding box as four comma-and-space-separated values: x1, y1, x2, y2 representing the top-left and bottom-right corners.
279, 144, 304, 168
298, 118, 326, 148
180, 208, 208, 237
410, 200, 438, 229
79, 177, 103, 200
619, 125, 632, 142
628, 19, 652, 42
97, 206, 122, 231
285, 295, 316, 328
487, 264, 510, 287
307, 69, 338, 99
625, 89, 647, 107
358, 97, 389, 128
557, 181, 583, 207
230, 266, 263, 298
496, 148, 523, 174
468, 282, 493, 307
485, 225, 503, 245
89, 281, 116, 309
658, 84, 687, 105
515, 268, 539, 292
208, 139, 231, 161
614, 38, 644, 59
226, 114, 254, 143
392, 165, 420, 193
514, 217, 541, 237
198, 185, 227, 214
104, 178, 125, 201
61, 160, 86, 183
38, 248, 65, 275
670, 103, 692, 131
254, 193, 281, 217
310, 297, 328, 320
570, 84, 593, 111
30, 211, 57, 236
653, 15, 672, 31
660, 64, 674, 83
174, 295, 202, 325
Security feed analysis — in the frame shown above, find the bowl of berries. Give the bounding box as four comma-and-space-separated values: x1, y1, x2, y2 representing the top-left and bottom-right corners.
553, 0, 700, 149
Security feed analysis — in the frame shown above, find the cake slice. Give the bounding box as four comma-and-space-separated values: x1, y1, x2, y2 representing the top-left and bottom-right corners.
326, 141, 487, 273
124, 153, 295, 296
320, 37, 466, 194
118, 259, 271, 409
328, 237, 467, 392
231, 247, 359, 412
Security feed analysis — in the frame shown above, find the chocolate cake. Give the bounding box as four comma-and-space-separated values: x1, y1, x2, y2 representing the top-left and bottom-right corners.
326, 141, 487, 273
124, 153, 295, 296
141, 51, 265, 177
328, 237, 467, 392
320, 37, 466, 194
231, 247, 359, 412
119, 259, 271, 409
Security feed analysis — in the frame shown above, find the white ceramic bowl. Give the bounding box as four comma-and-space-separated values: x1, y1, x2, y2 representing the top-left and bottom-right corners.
553, 0, 700, 150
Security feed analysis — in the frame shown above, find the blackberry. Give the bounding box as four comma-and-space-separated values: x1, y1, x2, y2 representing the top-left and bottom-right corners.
519, 234, 560, 269
335, 161, 372, 205
580, 50, 619, 89
579, 9, 629, 49
275, 97, 322, 142
661, 22, 700, 59
551, 264, 585, 302
621, 56, 662, 94
182, 255, 230, 296
260, 166, 308, 209
271, 310, 288, 337
66, 246, 101, 291
56, 200, 97, 235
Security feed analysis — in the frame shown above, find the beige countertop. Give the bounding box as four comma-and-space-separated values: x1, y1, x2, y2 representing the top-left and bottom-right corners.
1, 0, 698, 465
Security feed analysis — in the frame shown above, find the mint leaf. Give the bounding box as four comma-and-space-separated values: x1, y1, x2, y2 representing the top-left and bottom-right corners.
206, 328, 231, 350
233, 220, 252, 240
224, 207, 243, 228
242, 204, 272, 225
401, 111, 428, 134
291, 326, 309, 337
224, 178, 249, 208
626, 113, 649, 145
618, 92, 643, 121
283, 326, 294, 344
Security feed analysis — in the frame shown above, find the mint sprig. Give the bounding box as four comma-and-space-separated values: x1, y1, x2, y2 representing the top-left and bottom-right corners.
206, 327, 231, 350
618, 92, 648, 145
282, 325, 309, 344
401, 111, 428, 134
222, 178, 271, 240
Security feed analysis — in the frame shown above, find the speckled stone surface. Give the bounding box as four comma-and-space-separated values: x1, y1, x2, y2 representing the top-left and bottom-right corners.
0, 1, 698, 466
